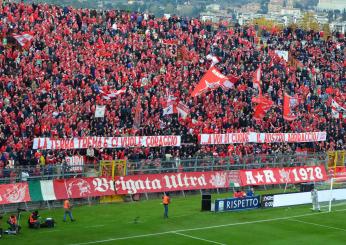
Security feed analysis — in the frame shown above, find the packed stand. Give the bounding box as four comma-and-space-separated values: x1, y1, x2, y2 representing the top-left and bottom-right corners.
0, 2, 345, 178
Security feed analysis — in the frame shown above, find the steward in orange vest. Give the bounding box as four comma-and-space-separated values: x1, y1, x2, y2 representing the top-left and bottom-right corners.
162, 193, 170, 218
28, 211, 40, 229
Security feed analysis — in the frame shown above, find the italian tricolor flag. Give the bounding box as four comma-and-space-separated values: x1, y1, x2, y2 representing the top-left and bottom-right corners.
29, 180, 57, 201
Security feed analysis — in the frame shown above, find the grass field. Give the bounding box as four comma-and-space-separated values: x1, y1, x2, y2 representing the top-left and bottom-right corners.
1, 192, 346, 245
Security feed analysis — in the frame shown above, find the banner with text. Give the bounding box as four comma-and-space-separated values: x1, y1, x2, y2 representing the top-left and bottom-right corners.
215, 196, 261, 212
200, 132, 326, 145
0, 182, 31, 205
65, 156, 85, 172
53, 178, 116, 199
51, 171, 240, 198
239, 165, 328, 186
114, 170, 240, 194
33, 135, 181, 149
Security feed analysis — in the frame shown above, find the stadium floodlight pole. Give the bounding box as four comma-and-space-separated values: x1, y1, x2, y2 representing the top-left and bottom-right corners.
328, 177, 334, 212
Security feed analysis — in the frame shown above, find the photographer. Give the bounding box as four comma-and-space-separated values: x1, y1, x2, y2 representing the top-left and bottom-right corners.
7, 214, 19, 231
28, 211, 40, 229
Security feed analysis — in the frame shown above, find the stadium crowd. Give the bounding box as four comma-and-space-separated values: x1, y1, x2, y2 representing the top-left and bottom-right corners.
0, 1, 345, 177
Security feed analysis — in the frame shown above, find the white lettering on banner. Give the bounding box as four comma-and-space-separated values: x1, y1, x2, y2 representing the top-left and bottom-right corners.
92, 178, 114, 192
240, 165, 328, 186
33, 136, 181, 149
245, 171, 257, 185
263, 170, 277, 183
211, 68, 228, 79
113, 172, 213, 194
200, 132, 326, 145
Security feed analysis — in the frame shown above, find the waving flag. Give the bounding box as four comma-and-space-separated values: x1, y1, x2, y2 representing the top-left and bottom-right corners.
191, 67, 234, 97
252, 96, 274, 120
162, 95, 178, 116
206, 54, 220, 67
13, 33, 34, 48
99, 87, 126, 100
133, 96, 142, 129
283, 93, 298, 121
176, 101, 190, 119
253, 66, 262, 96
331, 100, 346, 119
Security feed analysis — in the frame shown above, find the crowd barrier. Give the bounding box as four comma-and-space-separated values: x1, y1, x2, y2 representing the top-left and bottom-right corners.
0, 152, 328, 184
0, 165, 330, 206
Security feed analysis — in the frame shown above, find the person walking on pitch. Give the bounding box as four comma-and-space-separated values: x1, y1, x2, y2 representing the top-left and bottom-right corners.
162, 193, 170, 218
63, 199, 75, 222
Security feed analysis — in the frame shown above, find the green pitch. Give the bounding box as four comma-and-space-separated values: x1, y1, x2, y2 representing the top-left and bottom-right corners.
1, 192, 346, 245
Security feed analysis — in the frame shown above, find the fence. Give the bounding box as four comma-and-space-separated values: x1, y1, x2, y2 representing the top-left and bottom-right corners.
0, 152, 329, 184
0, 152, 335, 213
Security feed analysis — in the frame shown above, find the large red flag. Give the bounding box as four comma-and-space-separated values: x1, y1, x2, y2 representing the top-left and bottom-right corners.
252, 96, 273, 120
191, 67, 233, 97
283, 93, 298, 121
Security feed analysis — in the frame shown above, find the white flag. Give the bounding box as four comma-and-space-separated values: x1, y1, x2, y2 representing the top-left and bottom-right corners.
13, 33, 34, 47
99, 87, 126, 100
95, 105, 106, 118
331, 100, 346, 119
163, 104, 174, 115
274, 50, 289, 61
206, 54, 220, 67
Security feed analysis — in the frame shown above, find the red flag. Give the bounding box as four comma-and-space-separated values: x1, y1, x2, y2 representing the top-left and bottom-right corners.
283, 93, 298, 121
191, 67, 233, 97
253, 66, 262, 96
133, 96, 141, 128
252, 96, 273, 120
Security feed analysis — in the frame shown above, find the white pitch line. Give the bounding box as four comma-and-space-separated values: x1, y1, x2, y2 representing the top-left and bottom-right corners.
41, 229, 60, 233
69, 208, 346, 245
174, 232, 227, 245
289, 219, 346, 232
86, 225, 106, 228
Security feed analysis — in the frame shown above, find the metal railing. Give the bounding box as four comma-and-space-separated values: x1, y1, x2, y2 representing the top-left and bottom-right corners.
0, 152, 329, 184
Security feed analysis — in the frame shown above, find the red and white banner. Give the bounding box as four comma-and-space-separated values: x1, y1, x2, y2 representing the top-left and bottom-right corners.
200, 132, 326, 145
283, 93, 298, 121
65, 156, 85, 172
53, 178, 115, 199
191, 67, 234, 97
240, 165, 328, 186
52, 170, 240, 197
0, 183, 31, 205
113, 170, 240, 194
33, 135, 181, 150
